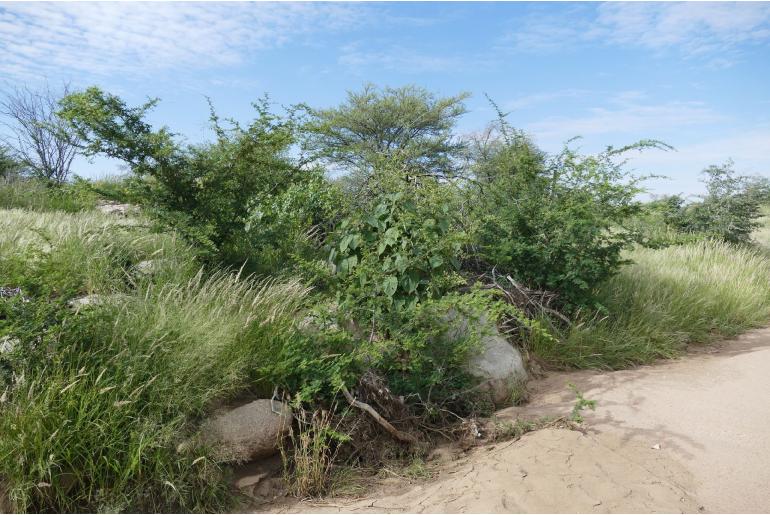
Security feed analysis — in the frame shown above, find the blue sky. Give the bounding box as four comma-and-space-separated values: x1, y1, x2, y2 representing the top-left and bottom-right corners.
1, 1, 769, 196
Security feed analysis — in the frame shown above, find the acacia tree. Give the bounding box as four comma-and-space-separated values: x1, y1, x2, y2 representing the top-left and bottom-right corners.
300, 84, 469, 199
0, 82, 81, 184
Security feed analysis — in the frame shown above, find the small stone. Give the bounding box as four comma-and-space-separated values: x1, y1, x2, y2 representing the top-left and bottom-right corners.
651, 443, 661, 450
0, 336, 19, 354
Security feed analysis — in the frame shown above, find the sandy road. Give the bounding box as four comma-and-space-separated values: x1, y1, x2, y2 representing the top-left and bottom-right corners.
265, 327, 770, 513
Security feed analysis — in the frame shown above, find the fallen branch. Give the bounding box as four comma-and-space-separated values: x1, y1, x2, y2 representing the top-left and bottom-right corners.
341, 385, 417, 444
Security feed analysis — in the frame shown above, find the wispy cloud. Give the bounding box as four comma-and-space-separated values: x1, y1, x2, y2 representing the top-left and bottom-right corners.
0, 2, 367, 81
338, 43, 468, 74
525, 92, 724, 146
504, 89, 590, 111
506, 2, 770, 65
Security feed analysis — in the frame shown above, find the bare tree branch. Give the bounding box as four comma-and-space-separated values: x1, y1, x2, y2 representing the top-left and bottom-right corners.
0, 82, 81, 184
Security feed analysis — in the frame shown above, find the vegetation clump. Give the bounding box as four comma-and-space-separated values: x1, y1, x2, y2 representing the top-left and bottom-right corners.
1, 83, 769, 512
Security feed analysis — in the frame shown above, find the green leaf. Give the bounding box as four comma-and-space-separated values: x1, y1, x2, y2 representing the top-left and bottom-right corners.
382, 276, 398, 297
384, 227, 400, 246
339, 234, 353, 253
393, 253, 407, 273
429, 255, 444, 269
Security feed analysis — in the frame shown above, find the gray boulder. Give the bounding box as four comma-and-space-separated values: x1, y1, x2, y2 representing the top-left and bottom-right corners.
197, 399, 292, 463
467, 331, 528, 406
445, 310, 528, 407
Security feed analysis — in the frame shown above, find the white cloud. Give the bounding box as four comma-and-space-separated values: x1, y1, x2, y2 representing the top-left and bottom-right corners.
507, 2, 770, 63
526, 95, 724, 146
338, 43, 473, 74
0, 2, 367, 81
592, 2, 770, 56
504, 89, 590, 111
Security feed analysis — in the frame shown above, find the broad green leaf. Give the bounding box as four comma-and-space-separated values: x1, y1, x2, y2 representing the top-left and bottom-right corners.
382, 276, 398, 297
429, 255, 444, 269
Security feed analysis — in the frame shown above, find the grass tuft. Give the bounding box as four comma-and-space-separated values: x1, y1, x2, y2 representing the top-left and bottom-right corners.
533, 239, 770, 369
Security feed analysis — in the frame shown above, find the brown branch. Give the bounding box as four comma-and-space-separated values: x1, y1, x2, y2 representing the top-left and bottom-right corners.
340, 385, 417, 444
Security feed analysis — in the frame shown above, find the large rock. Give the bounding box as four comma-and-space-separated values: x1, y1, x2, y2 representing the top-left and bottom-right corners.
445, 310, 528, 407
197, 399, 293, 464
467, 332, 528, 407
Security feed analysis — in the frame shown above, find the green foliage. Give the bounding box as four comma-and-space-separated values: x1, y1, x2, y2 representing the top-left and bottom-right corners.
567, 383, 596, 423
0, 144, 24, 180
376, 290, 498, 410
466, 117, 655, 308
628, 195, 705, 249
301, 84, 468, 200
634, 163, 764, 247
329, 188, 466, 322
679, 162, 761, 245
245, 169, 345, 277
59, 87, 317, 270
89, 173, 143, 204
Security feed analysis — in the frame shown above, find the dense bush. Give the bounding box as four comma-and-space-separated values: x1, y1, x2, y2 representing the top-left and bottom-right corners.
678, 162, 762, 244
59, 89, 324, 271
2, 82, 769, 511
328, 185, 466, 321
633, 162, 763, 247
465, 117, 656, 308
0, 144, 24, 180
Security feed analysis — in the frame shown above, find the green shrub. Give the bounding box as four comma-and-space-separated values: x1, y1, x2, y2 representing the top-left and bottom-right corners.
0, 144, 24, 180
244, 169, 345, 277
678, 162, 761, 245
59, 88, 324, 270
328, 187, 466, 323
466, 116, 655, 308
637, 163, 763, 247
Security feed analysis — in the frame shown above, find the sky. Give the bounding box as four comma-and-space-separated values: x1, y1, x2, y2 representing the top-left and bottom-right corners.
1, 1, 769, 197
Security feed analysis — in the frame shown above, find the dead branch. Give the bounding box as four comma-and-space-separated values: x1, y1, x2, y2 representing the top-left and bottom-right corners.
341, 385, 417, 444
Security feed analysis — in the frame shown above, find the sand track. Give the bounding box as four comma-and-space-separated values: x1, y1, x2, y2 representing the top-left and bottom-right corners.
262, 327, 770, 513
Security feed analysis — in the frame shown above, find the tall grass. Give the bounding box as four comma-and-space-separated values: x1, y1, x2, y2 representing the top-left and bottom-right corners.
0, 208, 196, 296
753, 204, 770, 250
0, 178, 97, 212
533, 239, 770, 369
0, 208, 311, 512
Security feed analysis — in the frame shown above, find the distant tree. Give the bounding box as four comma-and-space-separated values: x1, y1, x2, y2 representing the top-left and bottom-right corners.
0, 82, 81, 184
0, 144, 24, 180
300, 84, 469, 198
681, 161, 761, 244
745, 174, 770, 204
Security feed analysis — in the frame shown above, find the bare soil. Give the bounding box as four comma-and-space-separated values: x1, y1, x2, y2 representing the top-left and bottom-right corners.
252, 327, 770, 513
